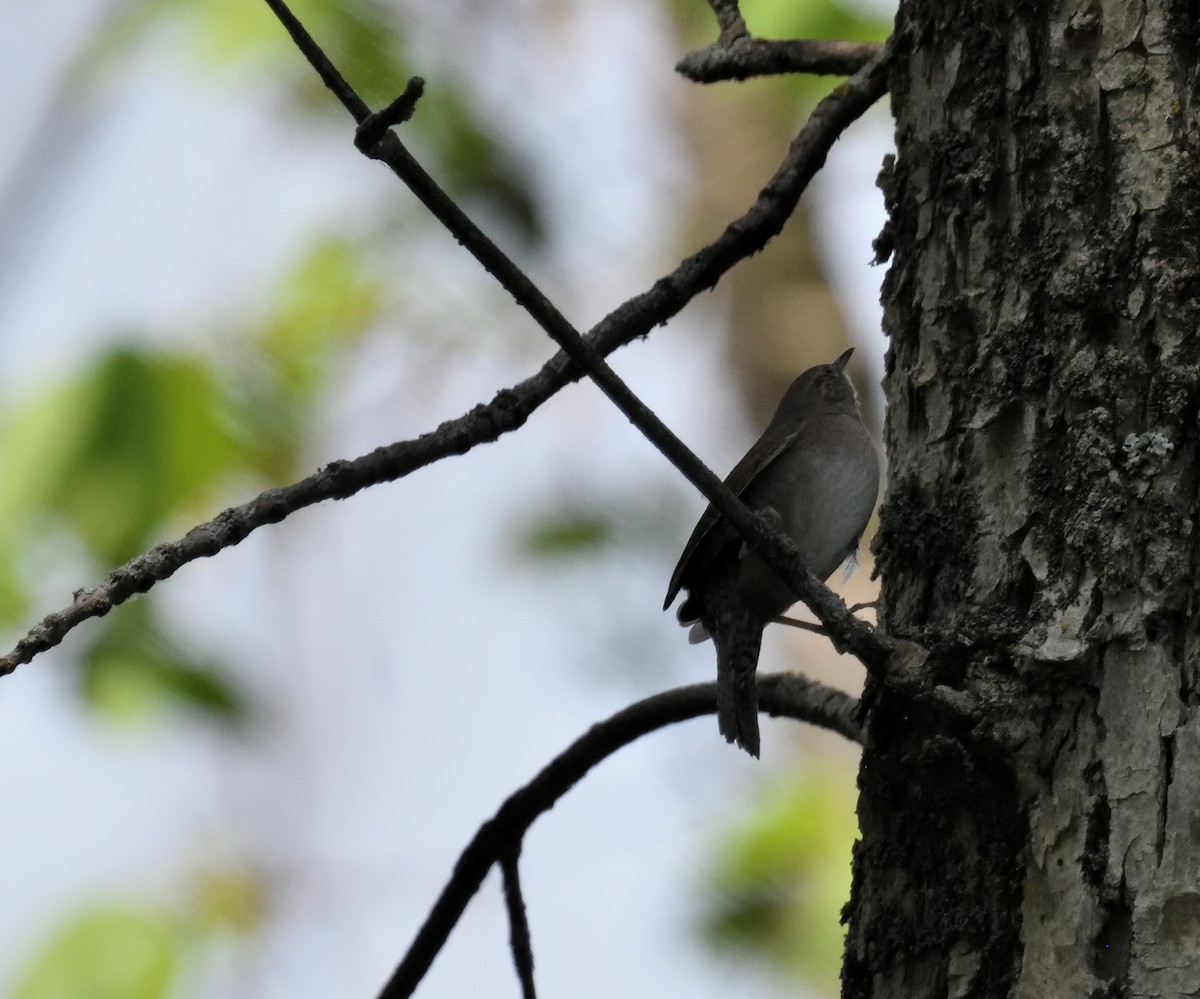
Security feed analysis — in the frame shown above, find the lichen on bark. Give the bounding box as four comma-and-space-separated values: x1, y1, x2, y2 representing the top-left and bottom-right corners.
846, 0, 1200, 996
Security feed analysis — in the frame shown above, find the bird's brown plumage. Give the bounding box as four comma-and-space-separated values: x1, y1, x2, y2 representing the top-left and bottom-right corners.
664, 349, 878, 756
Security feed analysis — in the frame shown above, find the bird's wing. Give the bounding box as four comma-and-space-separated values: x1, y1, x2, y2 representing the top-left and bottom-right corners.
662, 426, 802, 610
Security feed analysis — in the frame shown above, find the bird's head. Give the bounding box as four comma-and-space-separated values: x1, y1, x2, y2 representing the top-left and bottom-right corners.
774, 347, 860, 421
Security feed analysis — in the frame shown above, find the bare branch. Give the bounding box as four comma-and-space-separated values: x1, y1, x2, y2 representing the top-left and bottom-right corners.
263, 0, 370, 119
0, 8, 893, 678
374, 672, 862, 998
501, 846, 537, 999
677, 37, 884, 83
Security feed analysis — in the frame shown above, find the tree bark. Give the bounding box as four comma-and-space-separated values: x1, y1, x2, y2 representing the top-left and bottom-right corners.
845, 1, 1200, 996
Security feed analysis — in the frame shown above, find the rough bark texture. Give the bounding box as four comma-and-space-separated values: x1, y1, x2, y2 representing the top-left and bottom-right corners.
845, 0, 1200, 997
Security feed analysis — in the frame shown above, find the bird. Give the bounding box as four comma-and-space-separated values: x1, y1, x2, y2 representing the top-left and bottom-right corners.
663, 348, 879, 757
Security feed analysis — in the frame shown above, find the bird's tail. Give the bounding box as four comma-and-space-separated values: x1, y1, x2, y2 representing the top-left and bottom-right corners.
715, 622, 762, 758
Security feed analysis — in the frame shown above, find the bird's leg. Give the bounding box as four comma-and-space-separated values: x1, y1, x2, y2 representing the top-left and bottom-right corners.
773, 616, 828, 636
772, 600, 878, 645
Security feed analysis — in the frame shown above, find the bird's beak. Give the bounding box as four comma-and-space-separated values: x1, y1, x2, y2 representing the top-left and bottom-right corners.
833, 347, 854, 371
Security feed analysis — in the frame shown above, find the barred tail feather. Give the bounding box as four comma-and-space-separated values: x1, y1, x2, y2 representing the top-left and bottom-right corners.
715, 624, 762, 758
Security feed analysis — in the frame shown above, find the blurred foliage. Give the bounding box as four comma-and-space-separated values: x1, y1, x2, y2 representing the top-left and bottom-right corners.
10, 867, 267, 999
1, 0, 880, 994
234, 235, 384, 483
671, 0, 889, 47
190, 868, 267, 935
0, 341, 251, 720
92, 0, 541, 237
260, 237, 383, 398
521, 511, 610, 556
736, 0, 890, 43
0, 235, 381, 722
0, 536, 29, 626
509, 486, 698, 566
0, 0, 536, 983
0, 0, 536, 720
11, 906, 182, 999
0, 348, 249, 567
79, 600, 247, 725
702, 768, 859, 995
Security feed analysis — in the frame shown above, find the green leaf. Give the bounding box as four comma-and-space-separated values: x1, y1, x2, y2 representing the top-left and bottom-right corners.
91, 1, 542, 234
191, 868, 266, 934
0, 535, 30, 627
215, 236, 383, 482
80, 601, 248, 725
0, 347, 248, 565
12, 906, 182, 999
414, 88, 543, 238
702, 769, 859, 993
260, 237, 382, 396
520, 513, 611, 556
740, 0, 890, 43
92, 0, 410, 105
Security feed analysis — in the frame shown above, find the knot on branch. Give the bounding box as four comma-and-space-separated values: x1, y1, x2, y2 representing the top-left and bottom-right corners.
355, 76, 426, 151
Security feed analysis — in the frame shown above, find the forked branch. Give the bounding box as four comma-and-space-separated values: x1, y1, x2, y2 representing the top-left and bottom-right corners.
375, 673, 862, 999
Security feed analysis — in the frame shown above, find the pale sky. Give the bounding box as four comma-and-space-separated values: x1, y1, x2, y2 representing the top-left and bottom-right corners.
0, 2, 892, 997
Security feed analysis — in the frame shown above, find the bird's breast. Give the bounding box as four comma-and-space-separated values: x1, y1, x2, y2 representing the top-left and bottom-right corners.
777, 421, 879, 581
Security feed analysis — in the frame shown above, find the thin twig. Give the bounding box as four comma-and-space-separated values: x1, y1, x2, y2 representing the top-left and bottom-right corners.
500, 846, 537, 999
677, 37, 884, 83
0, 12, 893, 678
374, 672, 862, 998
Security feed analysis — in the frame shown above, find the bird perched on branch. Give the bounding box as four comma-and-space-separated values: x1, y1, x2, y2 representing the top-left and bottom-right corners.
663, 349, 879, 757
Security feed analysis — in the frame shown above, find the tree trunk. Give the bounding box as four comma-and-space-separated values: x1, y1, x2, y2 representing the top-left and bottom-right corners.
844, 1, 1200, 996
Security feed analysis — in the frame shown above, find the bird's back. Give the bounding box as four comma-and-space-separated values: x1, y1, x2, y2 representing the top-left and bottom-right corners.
665, 409, 877, 624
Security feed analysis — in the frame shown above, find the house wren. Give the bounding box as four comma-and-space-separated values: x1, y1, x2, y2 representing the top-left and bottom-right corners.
663, 349, 879, 757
